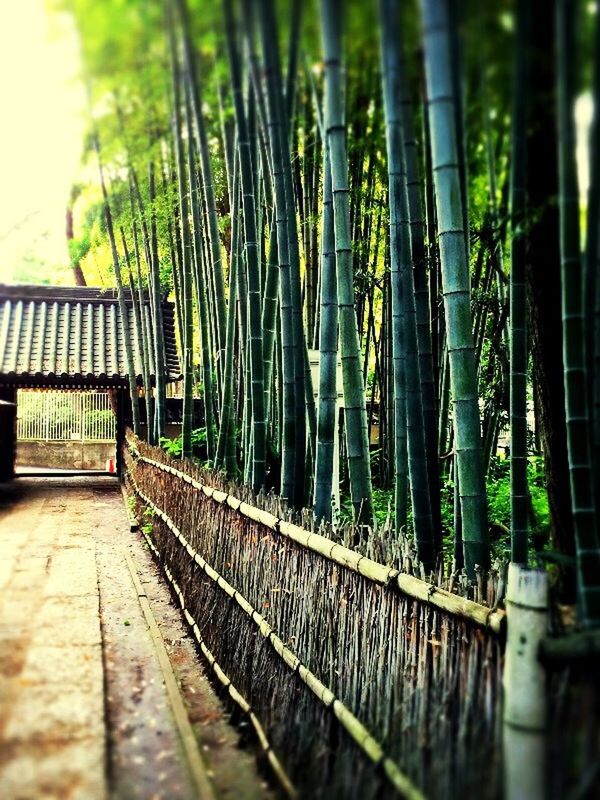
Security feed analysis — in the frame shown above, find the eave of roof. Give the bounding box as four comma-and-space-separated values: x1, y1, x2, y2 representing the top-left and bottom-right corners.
0, 284, 180, 385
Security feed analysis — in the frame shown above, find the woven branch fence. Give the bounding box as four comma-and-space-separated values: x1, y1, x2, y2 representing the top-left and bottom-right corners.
124, 433, 506, 798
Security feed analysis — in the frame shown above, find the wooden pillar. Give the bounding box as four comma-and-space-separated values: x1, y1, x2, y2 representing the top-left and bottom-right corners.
0, 387, 17, 481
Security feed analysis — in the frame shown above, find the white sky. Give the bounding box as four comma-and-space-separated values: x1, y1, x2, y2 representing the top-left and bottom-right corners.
0, 0, 85, 285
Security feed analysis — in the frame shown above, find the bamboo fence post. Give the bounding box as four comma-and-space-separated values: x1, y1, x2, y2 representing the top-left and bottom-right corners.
502, 563, 548, 800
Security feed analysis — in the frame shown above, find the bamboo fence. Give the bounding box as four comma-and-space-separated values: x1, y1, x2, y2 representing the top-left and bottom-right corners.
124, 432, 504, 798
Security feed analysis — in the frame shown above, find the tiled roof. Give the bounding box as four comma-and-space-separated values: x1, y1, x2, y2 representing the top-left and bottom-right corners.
0, 285, 180, 385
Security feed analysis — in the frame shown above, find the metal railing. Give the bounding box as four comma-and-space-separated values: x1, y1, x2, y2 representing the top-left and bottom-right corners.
17, 389, 116, 442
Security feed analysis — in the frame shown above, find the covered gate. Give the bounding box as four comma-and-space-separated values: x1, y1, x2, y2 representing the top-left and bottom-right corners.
0, 284, 179, 479
16, 389, 117, 473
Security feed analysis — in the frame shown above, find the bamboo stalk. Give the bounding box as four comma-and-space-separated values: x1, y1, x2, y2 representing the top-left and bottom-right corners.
509, 0, 530, 564
379, 0, 435, 567
168, 16, 194, 458
176, 0, 227, 385
556, 0, 600, 625
320, 0, 373, 524
92, 131, 141, 435
223, 0, 266, 490
147, 163, 167, 441
420, 0, 489, 576
314, 144, 338, 523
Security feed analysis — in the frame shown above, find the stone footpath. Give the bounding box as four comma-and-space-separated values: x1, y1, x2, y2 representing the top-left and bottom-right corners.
0, 477, 270, 800
0, 478, 106, 799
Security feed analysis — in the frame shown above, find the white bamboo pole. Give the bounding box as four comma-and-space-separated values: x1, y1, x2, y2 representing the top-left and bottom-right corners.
503, 563, 548, 800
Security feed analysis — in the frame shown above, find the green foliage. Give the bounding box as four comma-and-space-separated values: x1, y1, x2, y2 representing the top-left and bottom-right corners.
68, 231, 91, 268
340, 455, 551, 566
372, 489, 393, 527
338, 488, 393, 529
58, 0, 596, 587
141, 505, 154, 536
160, 427, 207, 459
439, 481, 455, 537
485, 456, 550, 556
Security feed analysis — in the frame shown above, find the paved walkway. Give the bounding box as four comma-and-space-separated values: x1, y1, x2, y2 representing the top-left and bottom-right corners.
0, 477, 269, 800
0, 478, 107, 799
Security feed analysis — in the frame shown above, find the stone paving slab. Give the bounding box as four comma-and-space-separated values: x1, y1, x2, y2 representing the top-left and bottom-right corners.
19, 643, 103, 687
0, 477, 107, 800
0, 737, 105, 800
0, 475, 273, 800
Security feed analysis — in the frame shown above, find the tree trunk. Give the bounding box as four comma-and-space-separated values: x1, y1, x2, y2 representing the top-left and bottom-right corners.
66, 190, 86, 286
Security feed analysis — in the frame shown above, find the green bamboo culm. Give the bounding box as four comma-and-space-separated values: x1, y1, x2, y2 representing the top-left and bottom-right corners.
216, 153, 240, 475
398, 48, 442, 548
314, 145, 338, 524
438, 346, 450, 462
509, 0, 530, 565
186, 94, 216, 462
320, 0, 373, 525
271, 0, 308, 503
585, 8, 600, 510
279, 4, 308, 505
380, 0, 435, 570
168, 13, 194, 459
556, 0, 600, 625
147, 162, 167, 442
109, 225, 141, 438
257, 0, 299, 503
120, 230, 145, 435
254, 0, 316, 500
92, 130, 141, 436
379, 3, 408, 535
123, 228, 153, 441
261, 219, 279, 427
223, 0, 266, 491
131, 219, 156, 443
175, 0, 227, 393
420, 0, 489, 577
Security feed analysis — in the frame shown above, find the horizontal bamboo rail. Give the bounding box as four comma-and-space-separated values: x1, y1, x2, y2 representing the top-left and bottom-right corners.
128, 472, 425, 800
128, 442, 505, 635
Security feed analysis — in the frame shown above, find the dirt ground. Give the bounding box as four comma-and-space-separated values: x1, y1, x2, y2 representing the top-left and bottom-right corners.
0, 476, 272, 800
